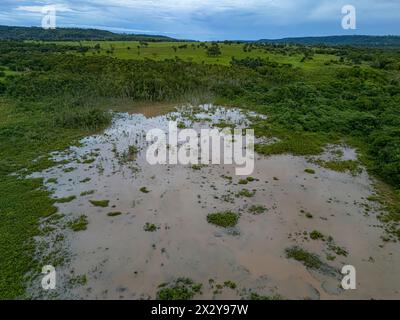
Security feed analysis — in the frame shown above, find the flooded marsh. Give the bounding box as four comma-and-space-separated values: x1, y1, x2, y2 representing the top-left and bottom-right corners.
28, 104, 400, 300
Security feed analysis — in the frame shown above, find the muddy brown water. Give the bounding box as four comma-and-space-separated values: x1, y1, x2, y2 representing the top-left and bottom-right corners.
28, 104, 400, 300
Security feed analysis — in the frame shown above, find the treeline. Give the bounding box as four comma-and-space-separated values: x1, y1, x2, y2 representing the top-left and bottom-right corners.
0, 25, 177, 42
259, 35, 400, 48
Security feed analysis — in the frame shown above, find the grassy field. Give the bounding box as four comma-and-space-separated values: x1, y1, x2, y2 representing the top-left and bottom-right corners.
42, 40, 344, 80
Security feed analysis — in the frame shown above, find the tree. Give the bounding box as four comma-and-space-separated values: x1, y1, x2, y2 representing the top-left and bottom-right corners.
206, 43, 221, 57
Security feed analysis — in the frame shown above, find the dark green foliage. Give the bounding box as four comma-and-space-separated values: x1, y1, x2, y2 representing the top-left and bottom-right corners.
207, 211, 239, 228
206, 43, 222, 57
67, 215, 88, 232
0, 26, 177, 42
259, 35, 400, 48
144, 223, 158, 232
285, 246, 323, 269
89, 200, 109, 207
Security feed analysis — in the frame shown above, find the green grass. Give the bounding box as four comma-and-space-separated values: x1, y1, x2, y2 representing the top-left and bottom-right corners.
157, 278, 202, 300
236, 189, 256, 198
250, 293, 284, 300
285, 246, 323, 270
207, 211, 239, 228
67, 215, 88, 232
223, 281, 237, 289
310, 230, 325, 241
304, 168, 316, 174
140, 187, 150, 193
107, 212, 122, 217
255, 132, 327, 156
313, 159, 361, 175
54, 195, 76, 203
144, 223, 158, 232
89, 199, 109, 207
248, 205, 267, 215
80, 190, 95, 196
0, 96, 111, 298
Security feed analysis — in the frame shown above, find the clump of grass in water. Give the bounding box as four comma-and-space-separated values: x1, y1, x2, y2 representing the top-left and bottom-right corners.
236, 189, 256, 198
255, 132, 326, 156
250, 292, 284, 300
238, 179, 249, 185
68, 275, 87, 286
140, 187, 150, 193
54, 195, 76, 203
80, 190, 95, 197
55, 107, 111, 130
313, 159, 361, 176
248, 205, 267, 215
157, 278, 202, 300
327, 237, 348, 257
107, 212, 122, 217
223, 281, 237, 289
310, 230, 325, 241
304, 168, 316, 174
191, 164, 205, 170
285, 246, 323, 270
67, 215, 88, 232
144, 223, 158, 232
89, 199, 109, 207
207, 211, 239, 228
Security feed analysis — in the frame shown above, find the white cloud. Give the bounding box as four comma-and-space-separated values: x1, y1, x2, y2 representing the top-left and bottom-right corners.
16, 4, 73, 13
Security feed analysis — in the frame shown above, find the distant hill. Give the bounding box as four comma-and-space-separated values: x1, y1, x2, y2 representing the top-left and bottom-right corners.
258, 35, 400, 48
0, 25, 178, 42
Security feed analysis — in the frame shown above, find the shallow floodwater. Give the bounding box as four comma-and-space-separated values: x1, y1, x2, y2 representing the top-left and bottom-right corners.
29, 104, 400, 300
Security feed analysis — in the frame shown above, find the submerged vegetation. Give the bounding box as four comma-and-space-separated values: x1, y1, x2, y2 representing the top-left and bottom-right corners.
157, 278, 202, 300
207, 211, 239, 228
0, 38, 399, 298
67, 215, 89, 232
89, 200, 110, 207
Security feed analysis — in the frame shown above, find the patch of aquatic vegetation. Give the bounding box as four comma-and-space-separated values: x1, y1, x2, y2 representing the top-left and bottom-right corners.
140, 187, 150, 193
306, 231, 349, 257
250, 292, 284, 300
285, 245, 341, 277
312, 159, 362, 175
304, 168, 316, 174
89, 199, 109, 207
68, 275, 87, 287
107, 212, 122, 217
286, 246, 323, 270
207, 211, 239, 228
236, 189, 256, 198
248, 205, 267, 215
208, 279, 238, 295
223, 280, 237, 290
67, 215, 88, 232
54, 195, 76, 203
310, 230, 324, 240
80, 190, 95, 196
144, 223, 158, 232
363, 182, 400, 242
191, 164, 206, 170
157, 278, 202, 300
254, 129, 328, 157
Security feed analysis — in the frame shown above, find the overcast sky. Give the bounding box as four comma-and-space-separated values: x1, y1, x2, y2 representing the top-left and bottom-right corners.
0, 0, 399, 40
